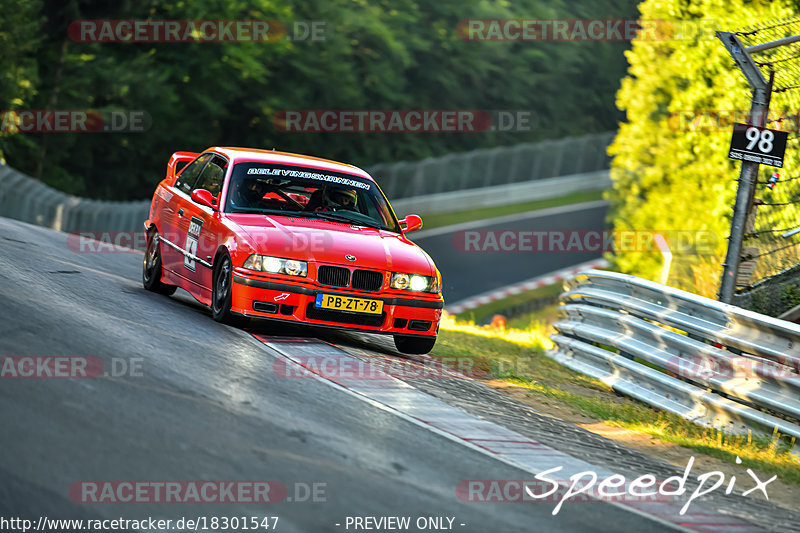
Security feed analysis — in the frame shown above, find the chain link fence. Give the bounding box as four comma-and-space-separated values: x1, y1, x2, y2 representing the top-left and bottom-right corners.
735, 18, 800, 284
723, 17, 800, 316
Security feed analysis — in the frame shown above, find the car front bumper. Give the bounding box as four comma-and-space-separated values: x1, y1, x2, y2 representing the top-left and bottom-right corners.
231, 269, 442, 336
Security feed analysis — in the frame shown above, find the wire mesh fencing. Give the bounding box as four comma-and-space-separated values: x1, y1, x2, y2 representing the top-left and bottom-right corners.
734, 17, 800, 287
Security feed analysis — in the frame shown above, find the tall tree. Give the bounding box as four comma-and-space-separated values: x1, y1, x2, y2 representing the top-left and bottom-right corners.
3, 0, 637, 200
607, 0, 798, 296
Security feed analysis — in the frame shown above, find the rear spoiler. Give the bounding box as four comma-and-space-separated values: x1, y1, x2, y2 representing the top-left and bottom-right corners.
166, 151, 200, 183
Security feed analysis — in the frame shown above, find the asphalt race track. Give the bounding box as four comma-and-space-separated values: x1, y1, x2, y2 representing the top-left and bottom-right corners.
0, 215, 693, 532
409, 201, 609, 304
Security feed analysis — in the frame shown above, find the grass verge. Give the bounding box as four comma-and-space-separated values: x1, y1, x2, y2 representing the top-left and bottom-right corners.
418, 190, 605, 230
455, 282, 564, 325
431, 314, 800, 485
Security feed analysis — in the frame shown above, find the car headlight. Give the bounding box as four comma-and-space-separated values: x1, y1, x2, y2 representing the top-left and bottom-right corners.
243, 255, 307, 277
391, 272, 439, 293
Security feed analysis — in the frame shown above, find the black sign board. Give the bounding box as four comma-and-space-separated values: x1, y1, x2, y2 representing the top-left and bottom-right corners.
729, 123, 788, 168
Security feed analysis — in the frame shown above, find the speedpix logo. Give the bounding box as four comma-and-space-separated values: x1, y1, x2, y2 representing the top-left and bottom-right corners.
458, 456, 776, 516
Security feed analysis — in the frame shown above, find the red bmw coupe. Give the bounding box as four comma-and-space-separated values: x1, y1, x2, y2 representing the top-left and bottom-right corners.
143, 147, 442, 354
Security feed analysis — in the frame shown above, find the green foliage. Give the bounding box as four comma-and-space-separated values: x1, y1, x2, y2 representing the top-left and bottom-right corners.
781, 281, 800, 307
607, 0, 798, 295
0, 0, 44, 164
1, 0, 637, 200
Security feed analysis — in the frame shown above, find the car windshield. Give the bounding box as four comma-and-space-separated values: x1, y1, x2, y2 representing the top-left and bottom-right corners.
224, 162, 400, 232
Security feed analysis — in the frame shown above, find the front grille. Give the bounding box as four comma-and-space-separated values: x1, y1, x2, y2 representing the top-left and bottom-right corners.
351, 269, 383, 291
318, 265, 350, 287
306, 303, 385, 327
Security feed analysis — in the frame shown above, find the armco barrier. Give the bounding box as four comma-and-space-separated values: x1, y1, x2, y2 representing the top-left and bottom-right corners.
367, 131, 614, 200
390, 170, 610, 217
549, 269, 800, 440
0, 163, 149, 240
0, 132, 614, 236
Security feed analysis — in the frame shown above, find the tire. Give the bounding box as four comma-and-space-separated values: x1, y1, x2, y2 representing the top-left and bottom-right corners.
211, 252, 244, 326
394, 335, 436, 355
142, 229, 177, 295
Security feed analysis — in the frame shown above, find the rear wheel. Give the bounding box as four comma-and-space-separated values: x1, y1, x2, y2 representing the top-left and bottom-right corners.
394, 335, 436, 354
212, 252, 244, 326
142, 229, 176, 295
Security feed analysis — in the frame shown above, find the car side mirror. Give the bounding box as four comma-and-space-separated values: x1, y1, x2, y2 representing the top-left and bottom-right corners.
399, 214, 423, 233
191, 189, 217, 210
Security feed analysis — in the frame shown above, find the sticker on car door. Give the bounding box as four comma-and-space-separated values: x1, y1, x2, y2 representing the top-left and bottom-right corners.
184, 216, 204, 272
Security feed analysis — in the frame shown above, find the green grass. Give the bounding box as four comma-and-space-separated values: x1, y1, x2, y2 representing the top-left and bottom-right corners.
455, 283, 564, 324
419, 190, 604, 230
432, 316, 800, 485
506, 303, 561, 330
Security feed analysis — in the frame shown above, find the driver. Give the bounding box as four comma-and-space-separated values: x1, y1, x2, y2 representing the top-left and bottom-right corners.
322, 188, 358, 211
232, 178, 269, 208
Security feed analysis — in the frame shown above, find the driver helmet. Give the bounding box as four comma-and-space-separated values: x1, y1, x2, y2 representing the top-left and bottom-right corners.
237, 178, 268, 206
324, 188, 357, 209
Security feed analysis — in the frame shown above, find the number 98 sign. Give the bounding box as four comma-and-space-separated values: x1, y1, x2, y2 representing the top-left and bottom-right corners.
729, 123, 788, 168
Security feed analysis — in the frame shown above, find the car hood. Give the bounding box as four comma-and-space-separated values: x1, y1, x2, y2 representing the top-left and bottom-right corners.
226, 214, 435, 275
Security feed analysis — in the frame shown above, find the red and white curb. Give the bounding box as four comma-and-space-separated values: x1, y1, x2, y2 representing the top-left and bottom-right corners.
446, 258, 610, 315
253, 336, 761, 532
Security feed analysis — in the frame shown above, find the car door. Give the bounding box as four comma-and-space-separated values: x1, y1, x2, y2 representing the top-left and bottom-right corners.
180, 154, 229, 297
160, 153, 213, 275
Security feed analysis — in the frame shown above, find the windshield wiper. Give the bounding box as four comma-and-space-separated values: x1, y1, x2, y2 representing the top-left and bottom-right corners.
268, 210, 317, 219
313, 211, 384, 229
232, 207, 308, 217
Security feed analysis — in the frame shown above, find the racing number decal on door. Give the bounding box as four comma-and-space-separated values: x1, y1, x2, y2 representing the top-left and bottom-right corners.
184, 216, 204, 272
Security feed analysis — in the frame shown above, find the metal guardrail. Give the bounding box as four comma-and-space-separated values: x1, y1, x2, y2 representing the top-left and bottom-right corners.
0, 163, 149, 237
549, 269, 800, 440
390, 170, 610, 217
367, 132, 614, 199
0, 132, 615, 237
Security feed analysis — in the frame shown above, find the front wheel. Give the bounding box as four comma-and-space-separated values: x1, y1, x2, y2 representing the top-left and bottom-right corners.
211, 252, 244, 326
142, 229, 177, 295
394, 335, 436, 355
